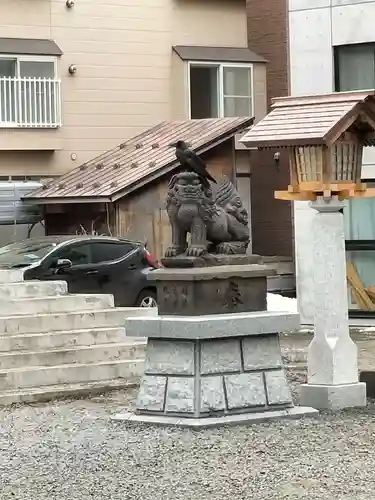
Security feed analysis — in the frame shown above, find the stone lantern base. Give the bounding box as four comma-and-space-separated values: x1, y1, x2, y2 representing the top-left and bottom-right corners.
300, 383, 366, 411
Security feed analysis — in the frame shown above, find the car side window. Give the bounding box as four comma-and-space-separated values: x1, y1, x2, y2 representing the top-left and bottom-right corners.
91, 242, 135, 264
54, 243, 92, 265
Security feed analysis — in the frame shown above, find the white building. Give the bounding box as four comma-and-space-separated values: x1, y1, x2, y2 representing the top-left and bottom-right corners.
289, 0, 375, 323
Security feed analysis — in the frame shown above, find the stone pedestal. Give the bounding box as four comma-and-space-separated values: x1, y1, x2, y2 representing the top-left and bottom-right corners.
112, 312, 318, 428
299, 197, 366, 410
149, 264, 274, 316
111, 262, 318, 428
161, 254, 262, 268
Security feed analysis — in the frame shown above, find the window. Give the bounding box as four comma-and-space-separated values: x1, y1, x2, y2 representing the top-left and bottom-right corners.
54, 243, 91, 266
334, 43, 375, 92
0, 56, 61, 128
189, 63, 253, 119
0, 240, 57, 266
343, 183, 375, 313
335, 44, 375, 314
91, 242, 135, 264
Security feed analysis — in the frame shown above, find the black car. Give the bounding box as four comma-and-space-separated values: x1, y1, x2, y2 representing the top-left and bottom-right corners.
0, 235, 159, 307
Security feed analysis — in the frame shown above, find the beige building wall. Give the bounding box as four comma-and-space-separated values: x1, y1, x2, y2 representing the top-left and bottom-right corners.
0, 0, 253, 177
171, 0, 247, 46
252, 63, 267, 123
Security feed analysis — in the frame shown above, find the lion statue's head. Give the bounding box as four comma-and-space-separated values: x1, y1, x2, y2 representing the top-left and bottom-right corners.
167, 171, 213, 203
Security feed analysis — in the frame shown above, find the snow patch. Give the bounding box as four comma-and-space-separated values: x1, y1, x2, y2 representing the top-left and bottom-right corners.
267, 293, 298, 313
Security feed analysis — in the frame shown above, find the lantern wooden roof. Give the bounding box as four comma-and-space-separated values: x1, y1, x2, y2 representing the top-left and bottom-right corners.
240, 90, 375, 148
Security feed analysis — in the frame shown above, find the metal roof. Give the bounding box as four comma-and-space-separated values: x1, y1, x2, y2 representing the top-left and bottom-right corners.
0, 38, 62, 56
26, 117, 253, 203
240, 90, 375, 148
173, 46, 267, 63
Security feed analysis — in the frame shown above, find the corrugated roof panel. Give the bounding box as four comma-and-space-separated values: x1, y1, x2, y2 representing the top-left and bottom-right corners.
27, 117, 253, 200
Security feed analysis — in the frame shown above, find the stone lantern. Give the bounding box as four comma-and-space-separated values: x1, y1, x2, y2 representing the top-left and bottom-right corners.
240, 90, 375, 411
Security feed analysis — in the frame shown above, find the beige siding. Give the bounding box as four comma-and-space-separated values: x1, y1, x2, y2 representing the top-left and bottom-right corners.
0, 0, 249, 177
171, 0, 248, 47
170, 51, 189, 120
253, 64, 268, 122
52, 0, 172, 171
0, 130, 62, 152
0, 151, 56, 177
0, 0, 52, 39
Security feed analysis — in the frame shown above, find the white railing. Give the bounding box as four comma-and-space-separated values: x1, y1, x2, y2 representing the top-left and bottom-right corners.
0, 77, 62, 128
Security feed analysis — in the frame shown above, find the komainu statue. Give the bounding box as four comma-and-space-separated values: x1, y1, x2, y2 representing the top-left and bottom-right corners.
164, 171, 250, 257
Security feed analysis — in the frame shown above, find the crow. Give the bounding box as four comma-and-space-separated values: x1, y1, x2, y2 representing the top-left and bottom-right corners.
170, 140, 217, 188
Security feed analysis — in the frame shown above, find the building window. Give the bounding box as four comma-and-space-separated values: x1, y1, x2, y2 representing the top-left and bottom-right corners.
335, 44, 375, 315
343, 183, 375, 314
189, 63, 253, 119
334, 43, 375, 92
0, 56, 61, 128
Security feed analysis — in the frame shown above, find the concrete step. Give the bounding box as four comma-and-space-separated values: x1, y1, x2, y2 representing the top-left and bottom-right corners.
0, 269, 24, 283
0, 358, 143, 391
0, 327, 133, 352
0, 293, 115, 315
0, 280, 68, 299
0, 307, 157, 335
0, 378, 137, 406
0, 341, 146, 370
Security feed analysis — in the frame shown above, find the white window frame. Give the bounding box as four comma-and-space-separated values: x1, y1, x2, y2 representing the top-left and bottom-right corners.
0, 54, 61, 128
0, 54, 58, 78
187, 61, 254, 119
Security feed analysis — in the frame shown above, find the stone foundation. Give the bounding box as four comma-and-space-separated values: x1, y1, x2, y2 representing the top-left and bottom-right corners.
112, 311, 318, 427
138, 335, 293, 417
300, 382, 366, 410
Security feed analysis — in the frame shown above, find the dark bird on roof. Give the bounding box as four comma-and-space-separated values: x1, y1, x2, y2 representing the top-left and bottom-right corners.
169, 140, 217, 188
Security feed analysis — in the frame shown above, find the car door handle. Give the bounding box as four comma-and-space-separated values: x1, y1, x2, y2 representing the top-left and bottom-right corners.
128, 264, 137, 270
86, 270, 99, 276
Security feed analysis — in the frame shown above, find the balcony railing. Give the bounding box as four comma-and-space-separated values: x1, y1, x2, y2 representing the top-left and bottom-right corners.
0, 77, 62, 128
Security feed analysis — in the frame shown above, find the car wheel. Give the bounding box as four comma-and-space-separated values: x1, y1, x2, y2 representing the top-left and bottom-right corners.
136, 290, 158, 308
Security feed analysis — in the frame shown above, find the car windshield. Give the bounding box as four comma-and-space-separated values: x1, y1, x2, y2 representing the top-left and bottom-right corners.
0, 240, 58, 265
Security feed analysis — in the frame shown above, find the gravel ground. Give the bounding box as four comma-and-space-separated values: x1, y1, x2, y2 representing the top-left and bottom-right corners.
1, 370, 375, 500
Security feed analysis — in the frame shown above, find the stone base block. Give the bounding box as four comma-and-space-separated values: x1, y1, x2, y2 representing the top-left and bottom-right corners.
148, 265, 275, 316
135, 334, 295, 418
136, 367, 293, 417
125, 310, 302, 425
125, 311, 300, 340
111, 406, 319, 429
299, 382, 367, 410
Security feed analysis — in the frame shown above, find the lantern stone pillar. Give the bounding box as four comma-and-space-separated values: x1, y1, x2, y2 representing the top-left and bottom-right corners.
299, 196, 366, 410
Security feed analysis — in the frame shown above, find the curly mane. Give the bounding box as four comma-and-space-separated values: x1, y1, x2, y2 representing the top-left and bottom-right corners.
214, 178, 248, 225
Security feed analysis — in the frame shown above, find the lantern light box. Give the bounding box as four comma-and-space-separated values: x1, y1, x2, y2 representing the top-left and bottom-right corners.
240, 90, 375, 201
